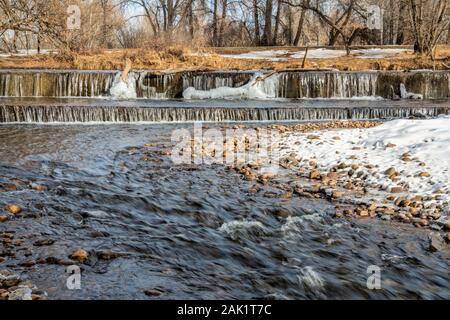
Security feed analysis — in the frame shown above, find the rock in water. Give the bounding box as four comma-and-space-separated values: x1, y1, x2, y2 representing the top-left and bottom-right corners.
8, 287, 32, 300
70, 249, 89, 263
5, 204, 21, 215
428, 232, 445, 252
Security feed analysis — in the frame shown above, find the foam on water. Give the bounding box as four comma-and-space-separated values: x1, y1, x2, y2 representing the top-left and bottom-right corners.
218, 220, 269, 241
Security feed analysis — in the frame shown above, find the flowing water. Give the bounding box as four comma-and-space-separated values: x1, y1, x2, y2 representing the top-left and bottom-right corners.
1, 70, 449, 99
1, 69, 450, 300
0, 98, 449, 123
0, 124, 449, 300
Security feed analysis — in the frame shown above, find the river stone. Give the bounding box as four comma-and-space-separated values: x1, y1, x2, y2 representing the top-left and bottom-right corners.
8, 287, 32, 300
70, 249, 89, 263
310, 170, 321, 180
5, 204, 21, 215
428, 233, 445, 252
390, 187, 404, 193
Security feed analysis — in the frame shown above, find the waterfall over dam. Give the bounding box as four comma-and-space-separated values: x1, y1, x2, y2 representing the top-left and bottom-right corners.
1, 99, 449, 123
1, 69, 449, 100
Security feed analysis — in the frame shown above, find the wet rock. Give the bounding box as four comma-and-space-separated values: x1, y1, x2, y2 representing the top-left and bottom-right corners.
428, 233, 445, 252
0, 271, 21, 288
335, 211, 343, 218
332, 191, 344, 199
343, 209, 353, 216
30, 183, 48, 191
386, 143, 397, 148
8, 286, 32, 300
45, 257, 60, 265
70, 249, 89, 263
18, 261, 36, 268
33, 239, 55, 247
5, 204, 21, 215
306, 134, 321, 140
144, 289, 163, 297
0, 215, 8, 223
96, 250, 127, 261
1, 184, 17, 192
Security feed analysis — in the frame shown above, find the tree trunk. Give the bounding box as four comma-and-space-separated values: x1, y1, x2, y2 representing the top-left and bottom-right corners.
188, 0, 194, 40
272, 0, 282, 45
212, 0, 219, 46
253, 0, 260, 45
286, 6, 293, 45
262, 0, 273, 46
218, 0, 228, 47
293, 7, 306, 46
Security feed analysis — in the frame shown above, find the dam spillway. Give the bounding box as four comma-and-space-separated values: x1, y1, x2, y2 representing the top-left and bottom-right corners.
0, 98, 449, 123
0, 69, 449, 100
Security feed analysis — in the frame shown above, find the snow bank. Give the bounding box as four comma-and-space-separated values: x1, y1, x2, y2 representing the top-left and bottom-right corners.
291, 49, 348, 59
279, 116, 450, 213
183, 73, 279, 100
0, 49, 56, 58
219, 48, 412, 61
221, 50, 289, 61
353, 48, 411, 59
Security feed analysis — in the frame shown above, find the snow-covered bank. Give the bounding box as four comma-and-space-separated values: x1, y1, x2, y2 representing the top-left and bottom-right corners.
279, 116, 450, 216
0, 49, 56, 58
221, 50, 289, 61
218, 48, 412, 61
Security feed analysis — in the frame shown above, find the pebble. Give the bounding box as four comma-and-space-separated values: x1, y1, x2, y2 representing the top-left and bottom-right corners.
144, 289, 163, 297
332, 191, 344, 199
5, 204, 21, 215
0, 215, 8, 223
310, 170, 321, 180
418, 172, 431, 178
70, 249, 89, 263
390, 187, 404, 193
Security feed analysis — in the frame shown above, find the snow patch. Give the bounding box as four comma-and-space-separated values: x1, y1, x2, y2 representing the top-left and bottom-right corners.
279, 117, 450, 214
183, 73, 279, 100
109, 73, 137, 99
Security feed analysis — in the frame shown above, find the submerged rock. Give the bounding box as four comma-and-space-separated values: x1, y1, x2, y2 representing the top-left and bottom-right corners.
428, 233, 446, 252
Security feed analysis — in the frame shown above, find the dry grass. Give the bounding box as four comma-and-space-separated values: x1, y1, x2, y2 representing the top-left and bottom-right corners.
1, 45, 450, 71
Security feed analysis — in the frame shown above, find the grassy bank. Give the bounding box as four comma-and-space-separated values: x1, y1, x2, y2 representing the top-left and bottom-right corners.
1, 45, 450, 71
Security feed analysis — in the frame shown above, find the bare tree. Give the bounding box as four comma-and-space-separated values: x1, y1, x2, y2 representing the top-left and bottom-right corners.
407, 0, 450, 56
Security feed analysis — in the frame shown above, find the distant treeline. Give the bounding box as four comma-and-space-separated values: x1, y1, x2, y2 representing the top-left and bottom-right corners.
1, 0, 449, 56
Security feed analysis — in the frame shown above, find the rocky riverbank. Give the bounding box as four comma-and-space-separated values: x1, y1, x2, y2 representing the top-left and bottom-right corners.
217, 120, 450, 252
0, 269, 44, 300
